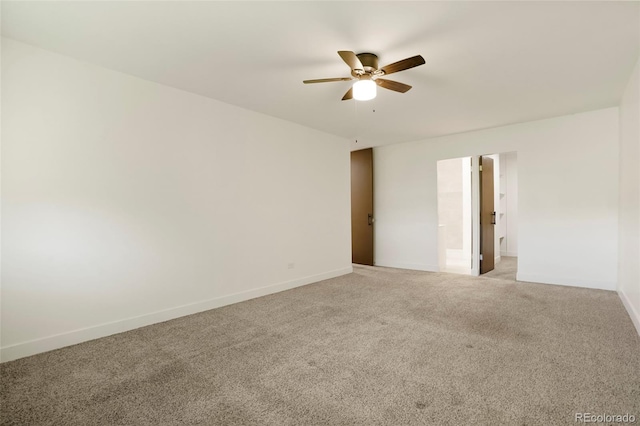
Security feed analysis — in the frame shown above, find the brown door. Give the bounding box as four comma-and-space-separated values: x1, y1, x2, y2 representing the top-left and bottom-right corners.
351, 148, 374, 265
480, 156, 495, 274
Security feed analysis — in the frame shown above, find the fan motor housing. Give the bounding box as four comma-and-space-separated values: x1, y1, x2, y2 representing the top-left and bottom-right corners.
356, 53, 379, 73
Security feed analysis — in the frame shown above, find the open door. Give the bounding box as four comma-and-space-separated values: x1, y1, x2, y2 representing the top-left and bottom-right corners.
480, 156, 495, 274
351, 148, 374, 265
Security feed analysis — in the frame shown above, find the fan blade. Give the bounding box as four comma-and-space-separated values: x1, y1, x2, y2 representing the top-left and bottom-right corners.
304, 77, 353, 84
376, 79, 412, 93
338, 51, 364, 72
380, 55, 425, 75
341, 87, 353, 101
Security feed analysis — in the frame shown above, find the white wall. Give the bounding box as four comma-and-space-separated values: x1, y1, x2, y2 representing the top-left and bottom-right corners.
618, 56, 640, 335
374, 107, 619, 290
1, 39, 352, 361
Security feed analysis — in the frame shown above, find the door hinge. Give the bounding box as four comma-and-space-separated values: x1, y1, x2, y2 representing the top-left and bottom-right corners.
479, 165, 483, 172
480, 254, 484, 261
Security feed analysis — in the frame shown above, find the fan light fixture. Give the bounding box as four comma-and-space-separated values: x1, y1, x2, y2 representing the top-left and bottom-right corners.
303, 51, 425, 101
353, 80, 376, 101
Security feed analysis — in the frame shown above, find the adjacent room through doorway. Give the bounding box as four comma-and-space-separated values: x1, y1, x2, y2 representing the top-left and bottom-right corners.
436, 157, 472, 274
490, 151, 519, 280
436, 152, 518, 278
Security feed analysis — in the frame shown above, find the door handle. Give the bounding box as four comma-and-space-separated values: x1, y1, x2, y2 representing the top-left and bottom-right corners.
491, 212, 496, 225
368, 214, 374, 226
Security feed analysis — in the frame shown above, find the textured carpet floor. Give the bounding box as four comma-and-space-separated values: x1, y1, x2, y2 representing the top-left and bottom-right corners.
482, 256, 518, 281
1, 266, 639, 425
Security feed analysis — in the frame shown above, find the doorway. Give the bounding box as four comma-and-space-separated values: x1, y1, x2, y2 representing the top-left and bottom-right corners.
351, 148, 374, 265
479, 155, 496, 274
437, 152, 518, 278
436, 157, 472, 274
485, 151, 519, 280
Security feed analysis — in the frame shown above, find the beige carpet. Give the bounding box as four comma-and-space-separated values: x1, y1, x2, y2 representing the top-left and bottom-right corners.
482, 256, 518, 281
1, 266, 639, 425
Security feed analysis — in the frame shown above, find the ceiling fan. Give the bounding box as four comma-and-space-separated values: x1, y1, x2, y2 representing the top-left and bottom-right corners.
303, 51, 425, 101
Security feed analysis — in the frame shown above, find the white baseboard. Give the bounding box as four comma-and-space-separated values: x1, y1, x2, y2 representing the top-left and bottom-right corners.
495, 255, 501, 264
515, 273, 616, 291
618, 289, 640, 338
0, 266, 353, 362
374, 260, 439, 272
500, 251, 518, 257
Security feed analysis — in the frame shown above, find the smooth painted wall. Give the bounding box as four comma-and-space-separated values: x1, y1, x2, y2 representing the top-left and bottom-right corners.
618, 56, 640, 335
1, 39, 352, 361
374, 107, 619, 291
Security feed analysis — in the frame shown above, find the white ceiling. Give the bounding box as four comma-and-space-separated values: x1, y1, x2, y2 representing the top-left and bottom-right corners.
3, 1, 639, 149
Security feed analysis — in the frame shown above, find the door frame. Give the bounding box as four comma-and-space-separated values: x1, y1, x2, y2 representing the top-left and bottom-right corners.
440, 154, 512, 277
471, 156, 481, 276
351, 148, 374, 266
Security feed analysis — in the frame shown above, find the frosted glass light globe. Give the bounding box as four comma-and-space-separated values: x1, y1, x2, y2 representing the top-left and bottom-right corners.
353, 80, 377, 101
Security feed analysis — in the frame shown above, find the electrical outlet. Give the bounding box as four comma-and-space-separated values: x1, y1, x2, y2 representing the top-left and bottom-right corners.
287, 263, 295, 270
